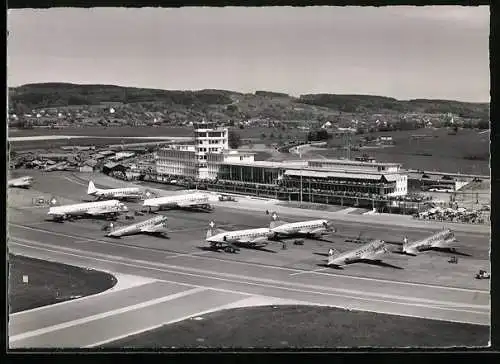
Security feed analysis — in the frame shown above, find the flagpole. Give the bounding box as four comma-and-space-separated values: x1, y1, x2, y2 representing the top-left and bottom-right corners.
300, 150, 303, 206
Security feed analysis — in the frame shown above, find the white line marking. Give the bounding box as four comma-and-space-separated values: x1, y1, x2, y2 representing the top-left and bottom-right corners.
12, 237, 490, 308
10, 273, 159, 318
290, 268, 329, 276
9, 287, 205, 343
63, 175, 88, 187
9, 224, 489, 294
83, 297, 270, 348
10, 242, 490, 316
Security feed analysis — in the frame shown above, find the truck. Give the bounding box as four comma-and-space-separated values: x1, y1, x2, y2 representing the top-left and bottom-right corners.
475, 270, 490, 280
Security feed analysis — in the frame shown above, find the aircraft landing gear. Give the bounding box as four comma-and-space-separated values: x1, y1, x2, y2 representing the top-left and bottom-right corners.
224, 246, 237, 253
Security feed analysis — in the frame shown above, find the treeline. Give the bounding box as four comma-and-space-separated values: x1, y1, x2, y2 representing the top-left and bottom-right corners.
255, 91, 290, 98
299, 94, 489, 119
9, 83, 490, 123
9, 83, 233, 111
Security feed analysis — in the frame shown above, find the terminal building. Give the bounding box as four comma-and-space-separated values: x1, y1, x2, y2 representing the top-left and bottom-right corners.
154, 121, 408, 207
212, 158, 408, 202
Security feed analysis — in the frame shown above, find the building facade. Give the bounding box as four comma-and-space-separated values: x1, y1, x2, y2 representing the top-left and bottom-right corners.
193, 122, 229, 179
214, 158, 408, 199
155, 121, 233, 180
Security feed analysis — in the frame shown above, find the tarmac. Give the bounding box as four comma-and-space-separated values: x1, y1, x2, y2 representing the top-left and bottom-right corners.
7, 170, 491, 348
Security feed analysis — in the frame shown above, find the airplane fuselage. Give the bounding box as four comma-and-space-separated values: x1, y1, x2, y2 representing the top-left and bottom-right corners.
143, 194, 211, 211
271, 219, 333, 238
107, 216, 168, 237
8, 177, 33, 188
208, 227, 272, 246
329, 240, 386, 266
48, 200, 127, 220
403, 229, 456, 255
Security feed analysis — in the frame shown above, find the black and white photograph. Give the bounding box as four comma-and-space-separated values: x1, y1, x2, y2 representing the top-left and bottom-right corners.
7, 6, 490, 349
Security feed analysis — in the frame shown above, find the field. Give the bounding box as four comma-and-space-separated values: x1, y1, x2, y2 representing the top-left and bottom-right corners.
8, 254, 116, 314
307, 128, 490, 175
9, 126, 489, 175
9, 137, 178, 152
110, 305, 489, 348
8, 125, 308, 141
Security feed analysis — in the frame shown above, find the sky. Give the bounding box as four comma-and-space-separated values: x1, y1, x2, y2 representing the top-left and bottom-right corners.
7, 6, 490, 102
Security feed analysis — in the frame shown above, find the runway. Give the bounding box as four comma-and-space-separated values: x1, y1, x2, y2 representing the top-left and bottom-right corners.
7, 170, 491, 348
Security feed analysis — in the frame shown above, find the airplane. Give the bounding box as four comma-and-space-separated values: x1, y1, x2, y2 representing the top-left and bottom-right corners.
205, 221, 274, 253
8, 176, 33, 189
48, 199, 128, 222
269, 211, 336, 240
400, 228, 458, 256
326, 239, 390, 268
106, 215, 169, 238
87, 180, 143, 201
143, 192, 213, 212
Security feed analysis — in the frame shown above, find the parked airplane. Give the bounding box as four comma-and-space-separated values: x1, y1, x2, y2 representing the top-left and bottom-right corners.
205, 221, 274, 253
327, 239, 389, 268
8, 176, 33, 188
106, 215, 169, 238
87, 180, 143, 201
269, 212, 336, 239
143, 192, 213, 212
401, 229, 458, 256
48, 199, 128, 221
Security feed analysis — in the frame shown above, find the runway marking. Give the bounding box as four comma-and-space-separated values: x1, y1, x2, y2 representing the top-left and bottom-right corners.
63, 175, 88, 187
9, 287, 205, 343
10, 274, 159, 318
9, 224, 490, 295
13, 237, 488, 308
290, 268, 329, 276
83, 297, 256, 348
164, 251, 212, 259
11, 241, 490, 314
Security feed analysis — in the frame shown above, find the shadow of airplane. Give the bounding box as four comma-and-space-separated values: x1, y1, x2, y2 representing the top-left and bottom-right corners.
313, 252, 330, 257
315, 259, 404, 270
430, 247, 472, 257
144, 232, 171, 239
195, 246, 240, 254
391, 247, 471, 257
252, 246, 278, 253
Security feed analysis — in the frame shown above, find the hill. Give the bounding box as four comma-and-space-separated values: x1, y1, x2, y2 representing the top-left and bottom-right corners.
8, 83, 489, 124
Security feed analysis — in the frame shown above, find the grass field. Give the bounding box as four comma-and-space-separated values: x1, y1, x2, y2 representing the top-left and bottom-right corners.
108, 305, 489, 348
9, 137, 177, 152
8, 254, 117, 314
309, 128, 489, 175
8, 125, 308, 141
9, 126, 489, 175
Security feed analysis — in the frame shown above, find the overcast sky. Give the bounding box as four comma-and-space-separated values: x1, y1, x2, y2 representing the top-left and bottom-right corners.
7, 6, 490, 102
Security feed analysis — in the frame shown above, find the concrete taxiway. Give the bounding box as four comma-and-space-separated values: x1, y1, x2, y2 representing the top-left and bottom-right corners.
7, 170, 491, 348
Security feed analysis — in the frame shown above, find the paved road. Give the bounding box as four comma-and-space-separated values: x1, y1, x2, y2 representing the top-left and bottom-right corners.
7, 170, 491, 348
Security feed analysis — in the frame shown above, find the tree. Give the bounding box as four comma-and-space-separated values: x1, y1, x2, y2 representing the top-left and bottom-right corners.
228, 130, 242, 149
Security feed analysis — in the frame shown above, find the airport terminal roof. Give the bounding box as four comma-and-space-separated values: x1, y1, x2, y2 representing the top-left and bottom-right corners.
224, 160, 308, 169
284, 169, 394, 181
308, 158, 401, 167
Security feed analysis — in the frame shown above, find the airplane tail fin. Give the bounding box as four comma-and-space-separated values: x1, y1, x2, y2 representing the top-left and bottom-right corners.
269, 211, 287, 229
206, 221, 226, 239
327, 248, 339, 265
88, 181, 98, 195
49, 196, 60, 206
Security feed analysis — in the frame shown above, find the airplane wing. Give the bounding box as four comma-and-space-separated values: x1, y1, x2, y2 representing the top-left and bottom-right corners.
237, 236, 269, 245
177, 199, 208, 207
87, 207, 117, 216
140, 224, 168, 233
